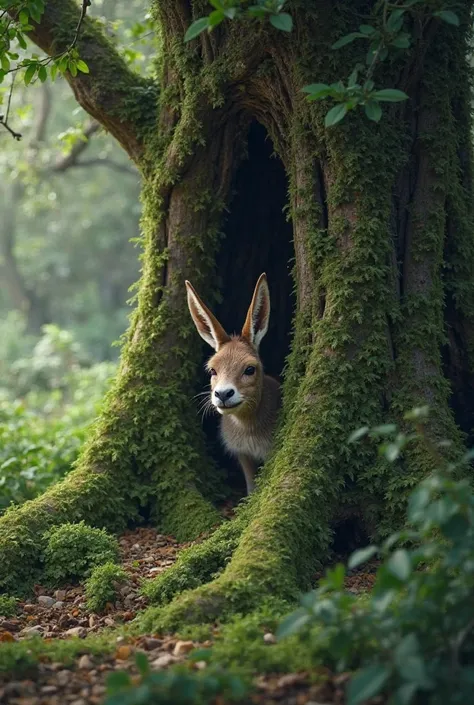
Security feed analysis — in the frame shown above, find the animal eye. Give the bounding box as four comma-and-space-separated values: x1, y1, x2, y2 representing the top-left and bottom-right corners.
209, 368, 217, 376
244, 366, 256, 376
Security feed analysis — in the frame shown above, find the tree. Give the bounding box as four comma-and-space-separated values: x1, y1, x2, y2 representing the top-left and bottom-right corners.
1, 0, 473, 632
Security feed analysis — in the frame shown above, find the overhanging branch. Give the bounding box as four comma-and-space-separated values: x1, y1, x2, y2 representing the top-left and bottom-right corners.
13, 0, 157, 162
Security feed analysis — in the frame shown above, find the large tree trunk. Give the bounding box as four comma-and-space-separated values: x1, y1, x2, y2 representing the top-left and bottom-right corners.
1, 1, 474, 625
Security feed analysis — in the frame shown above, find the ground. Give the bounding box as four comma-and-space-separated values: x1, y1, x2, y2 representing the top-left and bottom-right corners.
0, 527, 378, 705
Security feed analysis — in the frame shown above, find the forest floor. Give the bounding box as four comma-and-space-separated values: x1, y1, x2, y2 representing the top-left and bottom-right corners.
0, 527, 378, 705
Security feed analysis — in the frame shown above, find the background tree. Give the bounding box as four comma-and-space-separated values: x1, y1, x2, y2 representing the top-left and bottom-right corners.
0, 0, 473, 634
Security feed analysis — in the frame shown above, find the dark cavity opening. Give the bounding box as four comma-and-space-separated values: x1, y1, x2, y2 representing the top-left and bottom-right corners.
202, 121, 294, 497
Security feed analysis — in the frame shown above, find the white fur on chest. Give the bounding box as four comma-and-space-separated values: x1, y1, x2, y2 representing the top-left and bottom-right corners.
220, 417, 271, 462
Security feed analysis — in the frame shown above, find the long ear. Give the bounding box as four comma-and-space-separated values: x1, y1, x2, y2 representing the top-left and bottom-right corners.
241, 273, 270, 349
185, 281, 230, 350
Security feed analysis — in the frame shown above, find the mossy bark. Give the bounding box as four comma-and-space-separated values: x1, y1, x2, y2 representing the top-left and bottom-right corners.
1, 0, 474, 613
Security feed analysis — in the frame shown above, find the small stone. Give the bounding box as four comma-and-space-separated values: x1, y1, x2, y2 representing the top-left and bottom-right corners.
151, 654, 179, 669
115, 645, 132, 660
173, 640, 194, 656
0, 620, 20, 631
143, 637, 162, 651
55, 590, 67, 601
120, 585, 132, 596
194, 661, 207, 670
70, 699, 87, 705
23, 604, 35, 613
91, 684, 105, 696
132, 543, 140, 550
52, 601, 64, 609
41, 685, 58, 694
104, 617, 115, 627
89, 615, 96, 627
116, 635, 125, 644
38, 595, 55, 608
78, 654, 93, 669
65, 626, 87, 638
263, 632, 277, 644
57, 670, 70, 686
20, 625, 44, 636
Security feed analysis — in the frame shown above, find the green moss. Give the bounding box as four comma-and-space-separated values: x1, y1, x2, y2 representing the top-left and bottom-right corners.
0, 595, 17, 617
0, 632, 116, 676
43, 521, 119, 585
143, 516, 244, 605
85, 562, 128, 613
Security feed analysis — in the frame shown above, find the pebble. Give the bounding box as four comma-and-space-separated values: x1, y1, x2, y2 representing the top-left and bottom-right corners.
194, 660, 207, 670
52, 601, 65, 609
57, 670, 70, 686
41, 685, 58, 694
78, 655, 93, 669
173, 640, 194, 656
23, 604, 36, 613
38, 596, 55, 608
143, 637, 162, 651
54, 589, 67, 601
64, 626, 87, 638
70, 699, 87, 705
20, 625, 44, 636
151, 654, 179, 669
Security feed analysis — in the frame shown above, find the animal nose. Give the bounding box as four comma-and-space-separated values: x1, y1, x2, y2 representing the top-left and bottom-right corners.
215, 388, 235, 401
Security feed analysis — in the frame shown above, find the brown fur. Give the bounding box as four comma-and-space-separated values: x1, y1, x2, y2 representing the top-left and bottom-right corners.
185, 274, 281, 493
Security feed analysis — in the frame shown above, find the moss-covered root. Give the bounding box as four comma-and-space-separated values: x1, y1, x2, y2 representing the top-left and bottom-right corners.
0, 467, 135, 595
143, 514, 246, 605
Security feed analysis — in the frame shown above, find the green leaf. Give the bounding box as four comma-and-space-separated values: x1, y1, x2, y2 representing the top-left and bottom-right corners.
433, 10, 460, 26
347, 664, 391, 705
404, 405, 429, 421
19, 10, 29, 24
325, 103, 348, 127
393, 683, 418, 705
24, 63, 37, 85
348, 545, 378, 569
17, 33, 27, 50
276, 608, 311, 639
50, 64, 58, 81
38, 65, 47, 83
386, 9, 405, 33
270, 13, 293, 32
208, 10, 225, 26
332, 32, 364, 49
371, 424, 397, 436
184, 17, 210, 42
76, 60, 89, 73
395, 635, 431, 687
134, 651, 149, 676
391, 34, 411, 49
1, 55, 10, 72
387, 549, 411, 581
348, 426, 369, 443
384, 442, 400, 462
69, 60, 77, 77
359, 24, 376, 35
106, 671, 132, 694
365, 100, 382, 121
373, 89, 409, 102
302, 83, 331, 96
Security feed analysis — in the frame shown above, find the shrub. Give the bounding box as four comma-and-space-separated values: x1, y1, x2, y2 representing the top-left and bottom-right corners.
85, 563, 128, 613
43, 521, 119, 585
0, 595, 17, 617
278, 409, 474, 705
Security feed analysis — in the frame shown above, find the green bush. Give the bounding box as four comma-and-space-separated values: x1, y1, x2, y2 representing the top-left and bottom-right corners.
0, 325, 115, 514
277, 410, 474, 705
0, 595, 18, 617
43, 521, 119, 585
85, 562, 128, 613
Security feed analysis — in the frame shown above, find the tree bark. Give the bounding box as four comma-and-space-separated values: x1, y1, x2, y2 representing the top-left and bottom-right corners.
1, 1, 474, 625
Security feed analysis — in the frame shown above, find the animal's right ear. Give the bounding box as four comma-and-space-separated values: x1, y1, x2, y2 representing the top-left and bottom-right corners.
185, 281, 230, 351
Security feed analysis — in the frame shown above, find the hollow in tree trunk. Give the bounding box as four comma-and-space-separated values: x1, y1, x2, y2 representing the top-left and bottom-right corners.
1, 0, 474, 629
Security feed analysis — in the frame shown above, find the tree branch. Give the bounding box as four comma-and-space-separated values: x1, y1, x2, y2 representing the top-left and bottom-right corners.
62, 157, 138, 176
13, 0, 157, 162
51, 120, 100, 171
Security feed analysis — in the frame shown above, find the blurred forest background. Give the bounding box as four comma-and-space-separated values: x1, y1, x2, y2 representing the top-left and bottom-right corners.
0, 0, 150, 511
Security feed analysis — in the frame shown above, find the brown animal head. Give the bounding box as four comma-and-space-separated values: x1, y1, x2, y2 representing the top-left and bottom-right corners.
185, 274, 271, 417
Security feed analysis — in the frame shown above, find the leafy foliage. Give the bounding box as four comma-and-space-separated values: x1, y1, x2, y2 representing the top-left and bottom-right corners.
42, 521, 119, 585
85, 562, 128, 613
277, 413, 474, 705
184, 1, 460, 126
105, 651, 247, 705
0, 594, 18, 616
0, 325, 115, 513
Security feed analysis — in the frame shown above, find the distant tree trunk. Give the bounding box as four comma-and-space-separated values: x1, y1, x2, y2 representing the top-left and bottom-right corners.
1, 0, 474, 627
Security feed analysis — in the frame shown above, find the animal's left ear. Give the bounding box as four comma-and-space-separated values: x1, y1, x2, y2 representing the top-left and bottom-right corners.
241, 273, 270, 349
